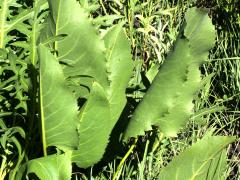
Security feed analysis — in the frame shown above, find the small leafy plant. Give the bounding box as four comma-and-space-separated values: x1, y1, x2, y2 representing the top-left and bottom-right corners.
0, 0, 236, 179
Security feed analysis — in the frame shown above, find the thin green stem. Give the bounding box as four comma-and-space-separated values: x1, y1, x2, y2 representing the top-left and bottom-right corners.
99, 0, 108, 15
152, 133, 164, 153
0, 0, 8, 48
0, 155, 7, 180
112, 138, 138, 180
24, 0, 40, 158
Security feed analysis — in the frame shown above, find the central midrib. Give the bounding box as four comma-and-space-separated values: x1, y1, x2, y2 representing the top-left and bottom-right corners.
0, 0, 8, 48
40, 52, 47, 156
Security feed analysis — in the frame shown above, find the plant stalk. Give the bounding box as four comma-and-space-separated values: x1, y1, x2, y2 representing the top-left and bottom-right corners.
112, 138, 138, 180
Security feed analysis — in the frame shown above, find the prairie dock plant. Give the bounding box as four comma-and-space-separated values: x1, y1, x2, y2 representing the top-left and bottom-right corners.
0, 0, 239, 179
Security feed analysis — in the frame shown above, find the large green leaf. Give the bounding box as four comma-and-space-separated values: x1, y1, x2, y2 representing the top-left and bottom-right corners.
72, 82, 111, 168
44, 0, 133, 167
158, 135, 235, 180
39, 45, 79, 154
124, 7, 216, 139
103, 23, 133, 122
47, 0, 108, 88
71, 24, 133, 168
17, 152, 72, 180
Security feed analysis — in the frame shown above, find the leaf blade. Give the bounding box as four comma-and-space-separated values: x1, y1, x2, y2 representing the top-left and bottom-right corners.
17, 153, 72, 180
124, 7, 216, 139
39, 45, 79, 153
103, 23, 133, 122
47, 0, 108, 88
72, 82, 111, 168
158, 135, 235, 180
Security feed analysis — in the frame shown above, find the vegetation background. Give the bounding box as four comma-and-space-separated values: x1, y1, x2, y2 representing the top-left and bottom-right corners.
90, 0, 240, 179
0, 0, 239, 179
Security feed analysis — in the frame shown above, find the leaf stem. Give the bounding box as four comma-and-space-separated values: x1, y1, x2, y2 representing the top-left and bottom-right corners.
152, 132, 164, 153
0, 0, 8, 48
0, 155, 7, 180
40, 68, 47, 156
112, 138, 137, 180
99, 0, 108, 15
